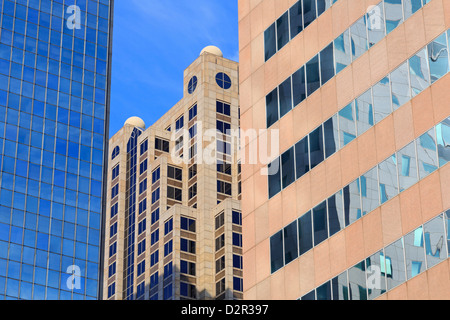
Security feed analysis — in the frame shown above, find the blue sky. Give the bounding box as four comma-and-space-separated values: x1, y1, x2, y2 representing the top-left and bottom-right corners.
109, 0, 239, 137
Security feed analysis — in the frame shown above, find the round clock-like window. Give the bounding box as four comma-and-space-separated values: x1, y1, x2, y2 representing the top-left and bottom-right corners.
215, 72, 232, 90
188, 76, 198, 94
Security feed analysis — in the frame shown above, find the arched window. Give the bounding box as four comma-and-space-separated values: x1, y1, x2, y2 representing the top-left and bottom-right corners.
111, 146, 120, 160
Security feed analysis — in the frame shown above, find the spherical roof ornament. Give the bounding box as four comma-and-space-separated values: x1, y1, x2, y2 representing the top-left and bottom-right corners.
124, 116, 146, 129
200, 46, 223, 57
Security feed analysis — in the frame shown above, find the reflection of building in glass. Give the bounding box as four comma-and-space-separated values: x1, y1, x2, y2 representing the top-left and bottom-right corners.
0, 1, 113, 300
240, 0, 450, 300
103, 47, 243, 300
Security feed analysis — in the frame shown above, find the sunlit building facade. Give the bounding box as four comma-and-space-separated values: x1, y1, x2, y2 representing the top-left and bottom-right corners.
0, 0, 114, 299
103, 47, 243, 300
239, 0, 450, 300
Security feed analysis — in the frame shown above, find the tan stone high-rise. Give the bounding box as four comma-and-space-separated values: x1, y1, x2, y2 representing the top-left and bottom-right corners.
103, 47, 243, 300
239, 0, 450, 300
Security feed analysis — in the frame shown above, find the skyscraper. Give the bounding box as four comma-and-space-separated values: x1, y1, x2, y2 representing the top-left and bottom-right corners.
0, 0, 113, 299
239, 0, 450, 299
104, 46, 242, 300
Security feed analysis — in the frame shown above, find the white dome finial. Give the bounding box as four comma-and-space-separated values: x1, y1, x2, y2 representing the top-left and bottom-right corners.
124, 116, 145, 129
200, 46, 223, 57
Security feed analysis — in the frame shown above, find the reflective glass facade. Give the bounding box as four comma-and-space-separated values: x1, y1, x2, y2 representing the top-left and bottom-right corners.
0, 0, 113, 300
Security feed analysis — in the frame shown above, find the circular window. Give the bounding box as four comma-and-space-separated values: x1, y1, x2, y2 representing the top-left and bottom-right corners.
188, 76, 198, 94
215, 72, 232, 90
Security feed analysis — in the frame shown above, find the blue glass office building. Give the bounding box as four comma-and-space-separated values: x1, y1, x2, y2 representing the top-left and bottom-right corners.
0, 0, 113, 299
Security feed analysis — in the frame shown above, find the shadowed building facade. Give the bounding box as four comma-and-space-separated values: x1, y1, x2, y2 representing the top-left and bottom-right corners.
239, 0, 450, 300
103, 47, 243, 300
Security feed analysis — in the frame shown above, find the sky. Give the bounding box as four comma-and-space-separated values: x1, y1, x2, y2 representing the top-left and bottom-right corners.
109, 0, 239, 137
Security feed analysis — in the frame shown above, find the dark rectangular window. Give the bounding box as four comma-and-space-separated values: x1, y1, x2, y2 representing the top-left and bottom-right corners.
189, 104, 197, 120
266, 88, 278, 128
233, 277, 243, 292
217, 162, 232, 175
189, 183, 197, 200
181, 217, 196, 232
108, 283, 115, 298
324, 116, 339, 158
268, 158, 281, 198
320, 43, 335, 85
150, 272, 159, 290
284, 221, 298, 265
151, 229, 159, 246
316, 0, 328, 16
317, 281, 332, 300
233, 254, 243, 269
306, 55, 320, 96
175, 116, 184, 131
295, 136, 310, 180
277, 11, 289, 51
151, 209, 160, 225
139, 179, 147, 194
290, 1, 303, 39
167, 186, 182, 201
152, 188, 159, 204
180, 282, 196, 299
298, 211, 313, 255
279, 77, 292, 118
111, 203, 118, 218
309, 126, 324, 169
303, 0, 317, 28
138, 199, 147, 214
110, 222, 117, 237
264, 23, 276, 61
181, 260, 196, 276
216, 101, 231, 116
232, 232, 242, 247
217, 120, 231, 135
150, 250, 159, 267
138, 218, 146, 234
215, 213, 225, 230
155, 138, 169, 152
164, 218, 173, 235
109, 242, 117, 257
189, 164, 197, 179
215, 234, 225, 251
281, 147, 295, 189
270, 230, 284, 273
217, 180, 232, 195
292, 66, 306, 107
216, 256, 225, 273
152, 167, 160, 184
137, 239, 146, 255
140, 139, 148, 155
140, 159, 148, 175
168, 166, 182, 181
111, 184, 119, 198
164, 240, 173, 256
232, 211, 242, 226
164, 262, 173, 279
108, 262, 116, 278
181, 238, 196, 254
163, 285, 172, 300
216, 278, 226, 296
137, 261, 145, 276
313, 201, 328, 246
112, 165, 119, 180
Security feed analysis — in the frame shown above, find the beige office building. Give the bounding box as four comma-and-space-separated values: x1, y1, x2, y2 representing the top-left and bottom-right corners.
103, 47, 243, 300
239, 0, 450, 299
